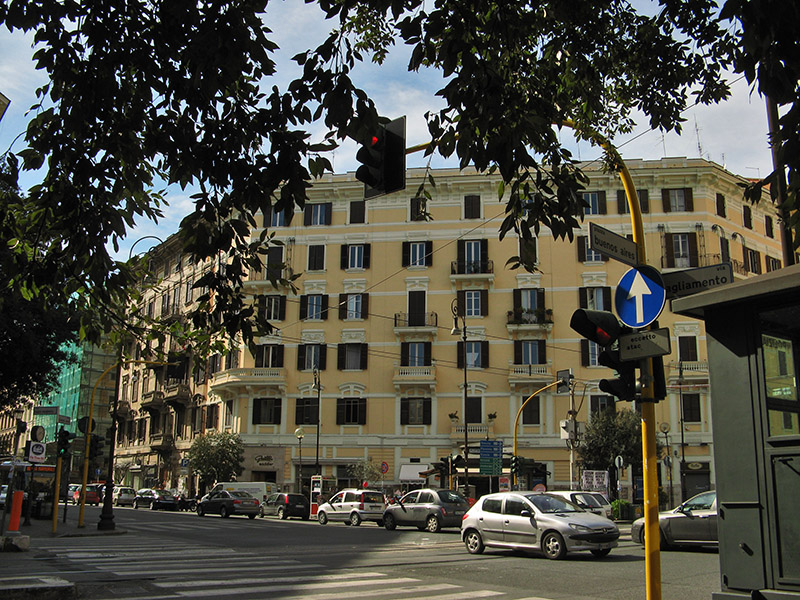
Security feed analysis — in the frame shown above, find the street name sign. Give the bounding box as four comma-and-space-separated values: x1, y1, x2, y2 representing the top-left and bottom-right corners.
614, 265, 666, 328
34, 406, 58, 415
589, 222, 639, 266
661, 263, 734, 299
619, 328, 672, 361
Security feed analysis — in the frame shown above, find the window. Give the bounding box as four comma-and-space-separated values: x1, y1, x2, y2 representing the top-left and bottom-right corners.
682, 393, 701, 423
664, 232, 698, 268
456, 289, 488, 317
304, 202, 332, 226
257, 295, 286, 321
336, 398, 367, 425
224, 400, 234, 428
338, 293, 368, 320
745, 247, 762, 274
765, 215, 774, 238
618, 189, 650, 214
579, 287, 611, 311
465, 396, 482, 423
270, 207, 289, 227
308, 245, 325, 271
297, 344, 327, 371
208, 353, 222, 374
300, 294, 328, 320
716, 193, 726, 217
582, 191, 607, 215
403, 241, 432, 267
401, 397, 432, 425
401, 342, 431, 367
295, 398, 319, 425
254, 344, 284, 368
503, 498, 527, 516
673, 233, 691, 268
678, 336, 698, 362
464, 194, 481, 219
465, 240, 483, 273
511, 288, 544, 322
743, 205, 753, 229
161, 292, 170, 315
522, 397, 540, 425
341, 243, 370, 270
766, 256, 782, 272
590, 395, 616, 414
661, 188, 694, 212
581, 340, 601, 366
720, 236, 730, 263
337, 343, 368, 370
458, 340, 488, 369
253, 398, 281, 425
350, 200, 365, 224
514, 340, 546, 365
184, 279, 193, 303
410, 197, 426, 221
518, 236, 538, 266
225, 349, 239, 370
577, 236, 606, 262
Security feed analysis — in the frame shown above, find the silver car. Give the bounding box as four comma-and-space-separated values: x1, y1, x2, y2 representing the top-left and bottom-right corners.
548, 490, 613, 519
630, 490, 717, 549
461, 491, 619, 559
317, 489, 386, 526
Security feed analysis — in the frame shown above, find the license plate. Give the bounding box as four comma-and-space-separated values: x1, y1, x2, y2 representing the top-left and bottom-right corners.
455, 511, 464, 516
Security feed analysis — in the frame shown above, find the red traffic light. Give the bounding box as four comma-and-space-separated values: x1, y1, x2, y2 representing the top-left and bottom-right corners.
569, 309, 623, 347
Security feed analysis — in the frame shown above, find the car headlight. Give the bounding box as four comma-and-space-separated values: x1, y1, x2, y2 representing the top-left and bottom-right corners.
569, 523, 593, 533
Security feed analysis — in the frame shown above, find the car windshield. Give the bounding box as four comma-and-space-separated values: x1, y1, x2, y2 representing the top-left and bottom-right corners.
525, 494, 582, 514
591, 493, 610, 506
288, 494, 306, 502
362, 492, 384, 503
437, 490, 467, 504
231, 491, 253, 498
154, 490, 173, 498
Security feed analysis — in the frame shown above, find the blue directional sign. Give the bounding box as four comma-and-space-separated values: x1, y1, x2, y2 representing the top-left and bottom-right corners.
614, 265, 666, 328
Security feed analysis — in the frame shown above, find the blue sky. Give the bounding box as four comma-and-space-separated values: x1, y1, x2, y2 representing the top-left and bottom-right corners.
0, 2, 775, 259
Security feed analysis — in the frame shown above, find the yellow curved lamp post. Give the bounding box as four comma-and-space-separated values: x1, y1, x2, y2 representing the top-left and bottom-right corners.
511, 379, 563, 488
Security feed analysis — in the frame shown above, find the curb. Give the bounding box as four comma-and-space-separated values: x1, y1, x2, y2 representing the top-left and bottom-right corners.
0, 576, 76, 600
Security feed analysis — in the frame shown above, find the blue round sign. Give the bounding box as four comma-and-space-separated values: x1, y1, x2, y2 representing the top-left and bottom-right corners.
614, 266, 666, 328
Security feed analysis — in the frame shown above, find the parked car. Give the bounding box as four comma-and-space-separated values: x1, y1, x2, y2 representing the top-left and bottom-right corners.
133, 488, 179, 511
0, 485, 28, 508
631, 490, 717, 549
67, 484, 80, 503
260, 493, 310, 520
316, 488, 386, 526
113, 486, 137, 507
383, 488, 470, 532
197, 490, 260, 519
548, 491, 613, 519
461, 491, 619, 560
73, 484, 102, 506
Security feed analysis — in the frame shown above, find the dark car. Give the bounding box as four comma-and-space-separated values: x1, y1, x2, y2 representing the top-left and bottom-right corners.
197, 490, 260, 519
260, 493, 310, 520
383, 488, 470, 532
134, 488, 179, 511
631, 490, 717, 549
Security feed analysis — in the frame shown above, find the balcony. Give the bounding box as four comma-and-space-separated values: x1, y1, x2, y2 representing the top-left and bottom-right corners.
508, 363, 551, 389
450, 422, 490, 441
668, 360, 709, 380
393, 312, 438, 337
163, 382, 193, 409
392, 364, 437, 391
140, 390, 165, 411
149, 433, 175, 453
210, 367, 287, 396
450, 260, 494, 284
506, 308, 553, 333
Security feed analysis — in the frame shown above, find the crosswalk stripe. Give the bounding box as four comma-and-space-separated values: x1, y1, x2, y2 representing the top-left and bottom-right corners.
167, 577, 423, 598
159, 571, 391, 589
109, 563, 324, 576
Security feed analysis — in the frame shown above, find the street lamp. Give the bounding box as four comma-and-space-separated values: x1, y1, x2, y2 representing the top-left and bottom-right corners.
679, 362, 686, 501
313, 369, 321, 476
295, 427, 305, 493
451, 299, 469, 497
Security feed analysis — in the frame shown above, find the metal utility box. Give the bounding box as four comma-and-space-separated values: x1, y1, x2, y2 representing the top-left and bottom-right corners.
673, 263, 800, 599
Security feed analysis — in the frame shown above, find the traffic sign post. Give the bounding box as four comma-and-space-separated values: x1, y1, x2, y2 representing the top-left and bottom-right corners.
619, 328, 672, 361
615, 265, 666, 328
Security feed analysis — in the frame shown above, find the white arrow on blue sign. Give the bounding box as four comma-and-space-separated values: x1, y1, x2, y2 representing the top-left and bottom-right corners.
614, 265, 666, 328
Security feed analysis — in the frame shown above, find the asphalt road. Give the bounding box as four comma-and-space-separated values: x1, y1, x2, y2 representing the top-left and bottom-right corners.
4, 505, 721, 600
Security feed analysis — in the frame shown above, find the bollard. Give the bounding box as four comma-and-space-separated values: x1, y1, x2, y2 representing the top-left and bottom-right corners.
7, 491, 24, 534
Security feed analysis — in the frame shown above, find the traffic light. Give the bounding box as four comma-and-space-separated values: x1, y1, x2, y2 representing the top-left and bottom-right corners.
57, 427, 75, 457
569, 309, 623, 347
510, 455, 520, 476
598, 348, 639, 401
88, 436, 105, 460
355, 116, 406, 199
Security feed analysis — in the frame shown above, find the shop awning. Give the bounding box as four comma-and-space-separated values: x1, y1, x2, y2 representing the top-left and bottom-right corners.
399, 463, 430, 481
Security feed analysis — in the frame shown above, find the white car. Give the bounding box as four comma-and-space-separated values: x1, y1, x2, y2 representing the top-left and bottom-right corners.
113, 486, 137, 506
316, 489, 386, 526
548, 490, 613, 519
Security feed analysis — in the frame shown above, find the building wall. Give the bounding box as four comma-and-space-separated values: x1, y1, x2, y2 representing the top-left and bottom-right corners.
115, 157, 784, 502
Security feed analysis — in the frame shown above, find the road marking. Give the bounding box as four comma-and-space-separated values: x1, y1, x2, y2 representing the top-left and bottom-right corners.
159, 571, 391, 588
168, 577, 428, 598
110, 563, 324, 576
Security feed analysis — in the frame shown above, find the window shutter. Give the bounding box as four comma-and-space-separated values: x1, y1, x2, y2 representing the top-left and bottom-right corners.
276, 345, 284, 367
297, 345, 306, 370
400, 342, 409, 366
321, 295, 329, 320
362, 293, 369, 317
598, 191, 607, 214
457, 240, 465, 267
400, 398, 409, 425
664, 233, 675, 268
578, 287, 588, 309
263, 205, 272, 227
457, 341, 464, 369
295, 400, 305, 425
360, 344, 368, 369
513, 341, 522, 364
337, 344, 346, 370
423, 399, 432, 424
299, 295, 308, 319
401, 242, 410, 267
252, 399, 261, 425
425, 241, 433, 266
285, 208, 294, 226
661, 189, 671, 212
324, 202, 332, 225
580, 339, 589, 366
274, 399, 282, 424
602, 287, 612, 309
456, 290, 465, 316
254, 346, 264, 368
617, 190, 627, 214
480, 239, 489, 262
350, 200, 365, 224
319, 344, 327, 370
340, 245, 348, 269
538, 340, 547, 364
481, 341, 489, 368
513, 289, 522, 311
358, 398, 367, 425
336, 399, 345, 425
684, 188, 694, 212
753, 251, 762, 274
480, 290, 488, 316
577, 236, 587, 262
339, 294, 347, 319
363, 244, 371, 268
688, 233, 699, 267
742, 245, 750, 271
423, 342, 432, 366
640, 189, 650, 213
279, 296, 287, 319
304, 206, 312, 226
536, 288, 546, 310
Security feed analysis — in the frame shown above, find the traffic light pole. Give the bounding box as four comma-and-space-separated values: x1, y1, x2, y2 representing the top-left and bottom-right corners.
511, 380, 562, 488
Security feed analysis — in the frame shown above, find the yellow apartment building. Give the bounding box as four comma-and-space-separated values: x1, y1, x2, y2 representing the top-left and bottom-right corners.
113, 157, 785, 504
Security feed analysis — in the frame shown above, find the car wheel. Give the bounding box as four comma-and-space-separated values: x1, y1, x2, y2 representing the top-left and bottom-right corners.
317, 511, 328, 525
542, 531, 567, 560
277, 507, 286, 520
591, 548, 611, 558
248, 514, 256, 520
383, 514, 396, 530
425, 514, 441, 533
349, 512, 362, 527
220, 506, 229, 518
376, 519, 384, 527
197, 505, 204, 517
464, 530, 485, 555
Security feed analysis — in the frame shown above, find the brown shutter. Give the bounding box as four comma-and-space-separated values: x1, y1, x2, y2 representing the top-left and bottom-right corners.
640, 189, 650, 213
578, 288, 588, 309
598, 191, 607, 214
661, 189, 671, 213
580, 340, 589, 366
617, 190, 627, 214
684, 188, 694, 212
481, 341, 489, 368
480, 290, 488, 316
401, 242, 410, 267
688, 233, 699, 267
664, 234, 675, 268
577, 236, 587, 262
338, 294, 347, 319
